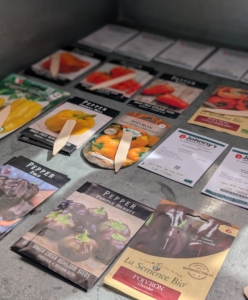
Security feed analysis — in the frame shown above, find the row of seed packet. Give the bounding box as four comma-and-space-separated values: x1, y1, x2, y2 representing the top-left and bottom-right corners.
0, 156, 70, 239
103, 199, 239, 300
19, 97, 120, 155
25, 45, 105, 86
11, 182, 154, 290
0, 74, 69, 140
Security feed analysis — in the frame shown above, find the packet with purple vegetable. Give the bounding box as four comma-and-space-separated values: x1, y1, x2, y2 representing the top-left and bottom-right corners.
11, 182, 153, 290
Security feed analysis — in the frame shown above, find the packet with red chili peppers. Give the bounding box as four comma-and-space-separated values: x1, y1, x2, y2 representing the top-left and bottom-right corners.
128, 73, 208, 119
104, 199, 239, 300
75, 60, 157, 102
11, 182, 153, 290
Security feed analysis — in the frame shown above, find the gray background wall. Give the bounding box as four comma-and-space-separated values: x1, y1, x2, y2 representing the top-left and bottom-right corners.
119, 0, 248, 50
0, 0, 118, 78
0, 0, 248, 78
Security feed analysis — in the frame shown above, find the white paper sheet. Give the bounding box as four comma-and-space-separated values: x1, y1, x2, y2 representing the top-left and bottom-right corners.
198, 48, 248, 81
115, 32, 174, 61
78, 24, 138, 52
139, 128, 228, 187
202, 147, 248, 208
155, 40, 215, 70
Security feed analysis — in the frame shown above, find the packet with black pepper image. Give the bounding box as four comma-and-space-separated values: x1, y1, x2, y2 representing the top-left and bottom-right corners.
103, 199, 239, 300
11, 182, 153, 290
0, 156, 70, 238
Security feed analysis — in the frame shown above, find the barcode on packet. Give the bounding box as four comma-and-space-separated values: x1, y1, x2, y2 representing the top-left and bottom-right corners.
220, 189, 248, 199
174, 165, 181, 170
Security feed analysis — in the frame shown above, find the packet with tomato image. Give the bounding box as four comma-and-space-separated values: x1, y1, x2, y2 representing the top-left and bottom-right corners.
128, 74, 208, 118
75, 60, 157, 102
188, 85, 248, 138
25, 46, 105, 86
104, 199, 239, 300
82, 112, 171, 169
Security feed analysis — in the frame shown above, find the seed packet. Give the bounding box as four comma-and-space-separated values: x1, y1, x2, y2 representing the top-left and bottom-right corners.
0, 74, 69, 139
25, 46, 105, 86
188, 85, 248, 138
78, 24, 138, 52
0, 156, 70, 238
20, 97, 119, 155
128, 74, 208, 118
82, 112, 171, 169
104, 199, 239, 300
75, 60, 157, 103
11, 182, 153, 290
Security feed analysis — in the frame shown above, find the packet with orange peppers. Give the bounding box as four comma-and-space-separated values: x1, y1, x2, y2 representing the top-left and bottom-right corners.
82, 112, 171, 169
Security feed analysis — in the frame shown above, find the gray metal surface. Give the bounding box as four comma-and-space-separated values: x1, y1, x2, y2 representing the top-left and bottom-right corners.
119, 0, 248, 50
0, 0, 118, 78
0, 46, 248, 299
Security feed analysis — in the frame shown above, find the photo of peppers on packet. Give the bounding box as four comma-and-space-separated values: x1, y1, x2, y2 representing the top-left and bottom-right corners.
188, 86, 248, 138
0, 156, 70, 239
0, 74, 69, 140
104, 199, 239, 300
11, 182, 153, 290
25, 46, 105, 86
82, 112, 171, 169
75, 59, 157, 102
128, 74, 208, 118
19, 97, 119, 155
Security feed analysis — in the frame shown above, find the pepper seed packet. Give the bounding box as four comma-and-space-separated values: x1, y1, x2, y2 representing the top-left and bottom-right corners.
11, 182, 153, 290
20, 97, 119, 155
128, 74, 208, 119
75, 60, 157, 103
0, 156, 70, 239
82, 112, 171, 169
104, 199, 239, 300
25, 46, 105, 86
0, 74, 69, 139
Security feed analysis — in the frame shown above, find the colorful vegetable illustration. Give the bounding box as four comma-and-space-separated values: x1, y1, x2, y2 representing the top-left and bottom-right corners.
142, 84, 174, 96
97, 220, 131, 237
235, 99, 248, 111
86, 206, 108, 224
0, 99, 42, 133
86, 71, 111, 84
0, 98, 5, 107
217, 87, 248, 100
127, 147, 149, 161
42, 52, 90, 73
156, 94, 189, 109
207, 96, 236, 110
110, 66, 135, 78
45, 110, 96, 135
91, 135, 120, 160
58, 231, 98, 262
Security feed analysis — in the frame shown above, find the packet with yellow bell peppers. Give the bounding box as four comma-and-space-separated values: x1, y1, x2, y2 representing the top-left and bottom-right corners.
20, 97, 119, 155
0, 74, 69, 139
82, 112, 171, 169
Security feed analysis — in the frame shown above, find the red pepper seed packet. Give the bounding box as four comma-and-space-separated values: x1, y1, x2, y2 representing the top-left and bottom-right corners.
75, 60, 157, 103
104, 199, 239, 300
82, 112, 171, 169
128, 74, 208, 119
0, 156, 70, 239
11, 182, 153, 290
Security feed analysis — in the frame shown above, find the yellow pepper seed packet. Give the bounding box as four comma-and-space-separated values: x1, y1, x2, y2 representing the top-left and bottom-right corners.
0, 74, 70, 139
20, 98, 119, 155
82, 112, 171, 169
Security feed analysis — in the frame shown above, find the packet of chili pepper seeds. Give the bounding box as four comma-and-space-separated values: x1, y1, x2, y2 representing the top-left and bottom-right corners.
20, 97, 119, 155
75, 59, 157, 103
128, 73, 208, 119
0, 155, 70, 239
11, 182, 154, 290
0, 74, 69, 140
25, 45, 105, 86
103, 199, 239, 300
82, 112, 171, 169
